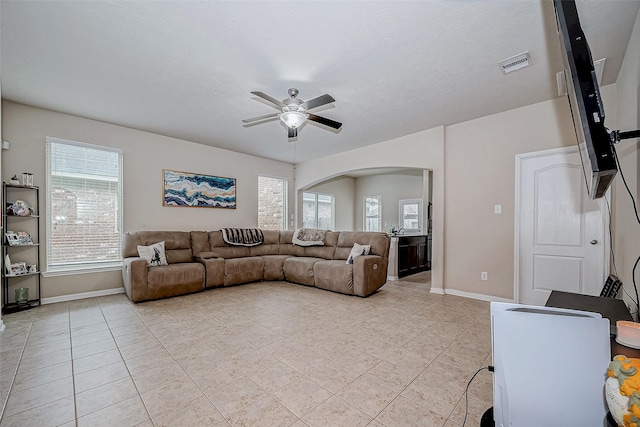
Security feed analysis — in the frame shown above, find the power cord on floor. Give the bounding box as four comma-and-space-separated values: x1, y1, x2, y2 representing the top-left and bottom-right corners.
462, 365, 494, 427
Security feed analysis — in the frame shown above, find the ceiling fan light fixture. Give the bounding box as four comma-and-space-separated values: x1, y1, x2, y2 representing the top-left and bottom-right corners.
280, 111, 308, 129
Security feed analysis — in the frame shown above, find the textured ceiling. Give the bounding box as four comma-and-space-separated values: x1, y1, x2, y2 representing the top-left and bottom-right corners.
2, 1, 639, 164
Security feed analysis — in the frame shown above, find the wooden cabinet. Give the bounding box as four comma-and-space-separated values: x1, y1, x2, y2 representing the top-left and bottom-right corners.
2, 183, 41, 313
397, 235, 430, 278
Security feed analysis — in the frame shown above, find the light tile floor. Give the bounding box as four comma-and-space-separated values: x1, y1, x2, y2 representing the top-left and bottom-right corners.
0, 273, 493, 427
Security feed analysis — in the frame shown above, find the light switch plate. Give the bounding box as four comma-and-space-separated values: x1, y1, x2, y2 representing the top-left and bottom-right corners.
494, 204, 502, 214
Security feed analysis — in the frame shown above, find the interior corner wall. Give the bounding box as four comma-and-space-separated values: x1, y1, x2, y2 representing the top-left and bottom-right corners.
1, 101, 294, 300
303, 176, 355, 231
354, 173, 425, 232
613, 7, 640, 313
295, 126, 446, 291
444, 96, 589, 300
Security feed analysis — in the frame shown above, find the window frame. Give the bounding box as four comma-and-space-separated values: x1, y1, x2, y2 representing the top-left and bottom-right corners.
45, 137, 123, 275
364, 195, 382, 232
302, 191, 335, 230
257, 174, 288, 231
398, 198, 423, 234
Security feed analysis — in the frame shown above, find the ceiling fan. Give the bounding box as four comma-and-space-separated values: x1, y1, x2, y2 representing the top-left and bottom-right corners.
242, 88, 342, 138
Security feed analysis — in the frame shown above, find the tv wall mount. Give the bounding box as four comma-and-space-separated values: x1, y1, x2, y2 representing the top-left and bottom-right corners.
609, 129, 640, 144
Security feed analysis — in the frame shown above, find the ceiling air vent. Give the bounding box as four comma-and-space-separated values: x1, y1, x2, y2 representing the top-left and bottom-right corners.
498, 51, 531, 75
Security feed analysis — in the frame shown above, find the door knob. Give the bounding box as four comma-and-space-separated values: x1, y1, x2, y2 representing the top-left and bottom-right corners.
590, 239, 598, 245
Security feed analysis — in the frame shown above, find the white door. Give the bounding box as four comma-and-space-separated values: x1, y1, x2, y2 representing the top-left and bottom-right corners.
516, 147, 608, 306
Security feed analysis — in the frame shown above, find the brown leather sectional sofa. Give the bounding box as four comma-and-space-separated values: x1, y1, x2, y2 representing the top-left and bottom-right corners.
122, 230, 391, 302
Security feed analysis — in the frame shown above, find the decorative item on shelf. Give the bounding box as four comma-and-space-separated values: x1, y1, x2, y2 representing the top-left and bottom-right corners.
21, 173, 33, 187
9, 262, 27, 276
4, 253, 10, 274
8, 175, 19, 185
28, 264, 37, 273
5, 231, 19, 246
14, 287, 29, 305
9, 200, 31, 216
16, 232, 33, 245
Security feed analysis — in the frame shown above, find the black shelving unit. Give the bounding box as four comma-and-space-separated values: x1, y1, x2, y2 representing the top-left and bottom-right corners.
2, 182, 41, 314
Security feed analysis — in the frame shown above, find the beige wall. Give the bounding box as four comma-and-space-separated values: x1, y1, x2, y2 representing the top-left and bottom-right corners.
613, 9, 640, 314
296, 126, 447, 291
1, 101, 294, 299
444, 97, 579, 300
303, 176, 355, 231
354, 172, 425, 232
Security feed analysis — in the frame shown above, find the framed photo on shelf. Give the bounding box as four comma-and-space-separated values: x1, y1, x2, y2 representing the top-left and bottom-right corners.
10, 262, 27, 276
17, 232, 33, 245
5, 231, 19, 246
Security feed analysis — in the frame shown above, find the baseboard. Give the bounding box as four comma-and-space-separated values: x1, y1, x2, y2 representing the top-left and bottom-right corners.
387, 275, 398, 281
430, 287, 445, 295
443, 288, 514, 303
41, 287, 125, 305
0, 319, 5, 332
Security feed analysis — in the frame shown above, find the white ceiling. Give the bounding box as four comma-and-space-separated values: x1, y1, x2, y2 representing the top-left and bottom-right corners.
2, 1, 639, 164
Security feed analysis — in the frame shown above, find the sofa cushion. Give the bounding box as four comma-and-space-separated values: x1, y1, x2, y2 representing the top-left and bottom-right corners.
279, 231, 306, 256
262, 255, 290, 280
250, 230, 280, 256
335, 231, 390, 260
137, 241, 168, 267
146, 263, 204, 300
346, 243, 371, 265
123, 231, 194, 263
208, 231, 251, 259
314, 260, 354, 295
224, 257, 264, 286
283, 257, 320, 286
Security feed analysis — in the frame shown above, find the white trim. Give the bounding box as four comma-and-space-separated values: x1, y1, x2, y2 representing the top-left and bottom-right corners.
387, 275, 398, 281
444, 288, 514, 303
514, 146, 610, 304
41, 287, 125, 305
42, 265, 122, 278
0, 320, 5, 332
430, 287, 445, 295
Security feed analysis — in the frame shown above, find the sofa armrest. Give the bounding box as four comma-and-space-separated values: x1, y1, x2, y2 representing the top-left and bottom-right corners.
122, 257, 149, 302
352, 255, 389, 297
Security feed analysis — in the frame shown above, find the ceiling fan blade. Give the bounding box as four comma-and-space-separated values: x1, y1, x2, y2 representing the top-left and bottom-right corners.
307, 113, 342, 130
242, 113, 279, 123
300, 94, 335, 111
251, 91, 286, 109
288, 127, 297, 138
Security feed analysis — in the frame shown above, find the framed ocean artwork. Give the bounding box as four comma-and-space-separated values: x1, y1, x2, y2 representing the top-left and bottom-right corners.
163, 169, 236, 209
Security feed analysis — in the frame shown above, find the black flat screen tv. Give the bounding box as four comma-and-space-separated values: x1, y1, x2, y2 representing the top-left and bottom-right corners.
554, 0, 617, 199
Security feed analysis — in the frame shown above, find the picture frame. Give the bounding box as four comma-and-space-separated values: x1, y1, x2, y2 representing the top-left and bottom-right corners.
10, 262, 27, 276
5, 231, 19, 246
163, 169, 236, 209
16, 231, 33, 245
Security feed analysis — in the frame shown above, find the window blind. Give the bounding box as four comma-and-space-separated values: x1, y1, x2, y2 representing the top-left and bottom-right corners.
46, 137, 123, 271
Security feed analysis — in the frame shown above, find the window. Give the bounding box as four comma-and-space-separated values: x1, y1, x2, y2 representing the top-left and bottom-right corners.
46, 137, 123, 272
364, 196, 382, 231
302, 192, 334, 230
399, 198, 423, 234
258, 175, 288, 230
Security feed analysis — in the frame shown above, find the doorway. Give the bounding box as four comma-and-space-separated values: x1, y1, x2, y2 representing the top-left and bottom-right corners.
515, 146, 609, 305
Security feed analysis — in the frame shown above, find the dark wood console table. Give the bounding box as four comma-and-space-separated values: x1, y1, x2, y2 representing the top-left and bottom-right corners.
545, 290, 640, 357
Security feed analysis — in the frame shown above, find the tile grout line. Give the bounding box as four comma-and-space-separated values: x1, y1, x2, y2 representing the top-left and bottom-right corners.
0, 314, 35, 421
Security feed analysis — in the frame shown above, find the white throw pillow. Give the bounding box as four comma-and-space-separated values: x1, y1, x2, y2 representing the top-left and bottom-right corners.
137, 241, 168, 267
346, 243, 371, 264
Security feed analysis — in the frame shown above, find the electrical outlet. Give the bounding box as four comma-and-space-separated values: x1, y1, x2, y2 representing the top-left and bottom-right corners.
494, 204, 502, 214
481, 272, 488, 281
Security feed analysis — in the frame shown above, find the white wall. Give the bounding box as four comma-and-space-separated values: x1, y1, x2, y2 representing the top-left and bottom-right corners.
1, 101, 294, 299
613, 8, 640, 314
